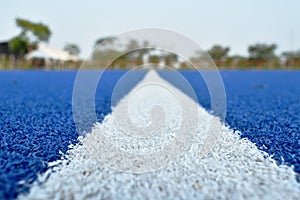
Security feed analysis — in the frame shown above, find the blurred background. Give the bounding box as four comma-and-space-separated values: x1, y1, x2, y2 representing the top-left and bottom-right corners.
0, 0, 299, 69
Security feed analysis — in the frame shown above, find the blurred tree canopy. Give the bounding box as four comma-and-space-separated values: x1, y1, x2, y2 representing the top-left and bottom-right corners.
8, 18, 51, 59
16, 18, 51, 43
121, 39, 146, 66
208, 45, 230, 61
64, 43, 80, 56
248, 43, 278, 67
163, 53, 178, 67
92, 38, 150, 68
92, 37, 184, 69
281, 50, 300, 67
148, 54, 161, 64
208, 45, 230, 66
88, 37, 300, 69
94, 36, 116, 48
248, 43, 277, 60
8, 36, 31, 58
92, 37, 121, 67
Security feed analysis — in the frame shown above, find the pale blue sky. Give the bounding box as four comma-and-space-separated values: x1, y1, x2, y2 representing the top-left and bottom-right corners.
1, 0, 300, 58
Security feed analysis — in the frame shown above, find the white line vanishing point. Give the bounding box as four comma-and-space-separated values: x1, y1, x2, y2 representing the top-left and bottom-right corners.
20, 70, 300, 200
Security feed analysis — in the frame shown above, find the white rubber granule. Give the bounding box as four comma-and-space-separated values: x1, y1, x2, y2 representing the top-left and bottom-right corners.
19, 71, 300, 200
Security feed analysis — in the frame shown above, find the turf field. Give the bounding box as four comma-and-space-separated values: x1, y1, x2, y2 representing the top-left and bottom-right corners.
0, 70, 299, 199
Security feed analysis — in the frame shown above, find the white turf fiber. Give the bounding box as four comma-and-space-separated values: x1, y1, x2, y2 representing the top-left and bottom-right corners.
20, 71, 300, 200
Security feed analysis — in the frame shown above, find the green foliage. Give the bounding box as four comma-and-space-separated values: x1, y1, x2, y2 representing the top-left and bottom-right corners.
92, 49, 122, 68
281, 50, 300, 60
248, 43, 277, 60
64, 43, 80, 56
148, 54, 160, 64
8, 36, 30, 57
179, 61, 190, 69
16, 18, 51, 43
88, 37, 300, 70
121, 39, 142, 63
8, 18, 51, 63
126, 39, 140, 50
94, 36, 116, 48
163, 53, 178, 66
93, 38, 148, 68
281, 50, 300, 68
208, 45, 230, 61
224, 55, 248, 69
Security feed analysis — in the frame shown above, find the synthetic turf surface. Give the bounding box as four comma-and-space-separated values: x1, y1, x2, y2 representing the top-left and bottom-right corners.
161, 70, 300, 173
0, 70, 299, 199
0, 70, 146, 199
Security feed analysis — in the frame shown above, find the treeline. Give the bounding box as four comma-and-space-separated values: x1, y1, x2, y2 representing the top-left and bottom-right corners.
208, 44, 300, 69
1, 18, 300, 70
90, 37, 300, 69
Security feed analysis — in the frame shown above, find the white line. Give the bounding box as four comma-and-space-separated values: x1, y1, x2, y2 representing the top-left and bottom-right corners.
20, 70, 300, 200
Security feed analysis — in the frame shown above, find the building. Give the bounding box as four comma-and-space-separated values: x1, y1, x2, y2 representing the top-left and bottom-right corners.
25, 44, 77, 69
0, 41, 22, 69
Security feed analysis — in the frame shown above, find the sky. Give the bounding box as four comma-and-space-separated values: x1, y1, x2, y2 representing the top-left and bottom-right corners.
1, 0, 300, 58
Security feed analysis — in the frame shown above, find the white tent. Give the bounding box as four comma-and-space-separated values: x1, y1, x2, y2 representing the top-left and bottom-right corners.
25, 44, 77, 61
25, 50, 50, 59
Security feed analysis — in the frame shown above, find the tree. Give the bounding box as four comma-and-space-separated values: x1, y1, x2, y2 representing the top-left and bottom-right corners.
8, 36, 31, 58
119, 39, 146, 67
125, 39, 140, 50
92, 37, 121, 68
15, 18, 51, 43
248, 43, 277, 67
163, 53, 178, 67
226, 55, 248, 69
8, 18, 52, 63
148, 54, 161, 64
281, 50, 300, 68
94, 36, 116, 48
208, 45, 230, 66
64, 43, 80, 56
189, 50, 214, 69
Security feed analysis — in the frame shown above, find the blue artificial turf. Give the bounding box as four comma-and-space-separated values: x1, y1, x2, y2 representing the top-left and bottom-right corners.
0, 70, 146, 199
0, 70, 299, 199
160, 70, 300, 175
221, 71, 300, 174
